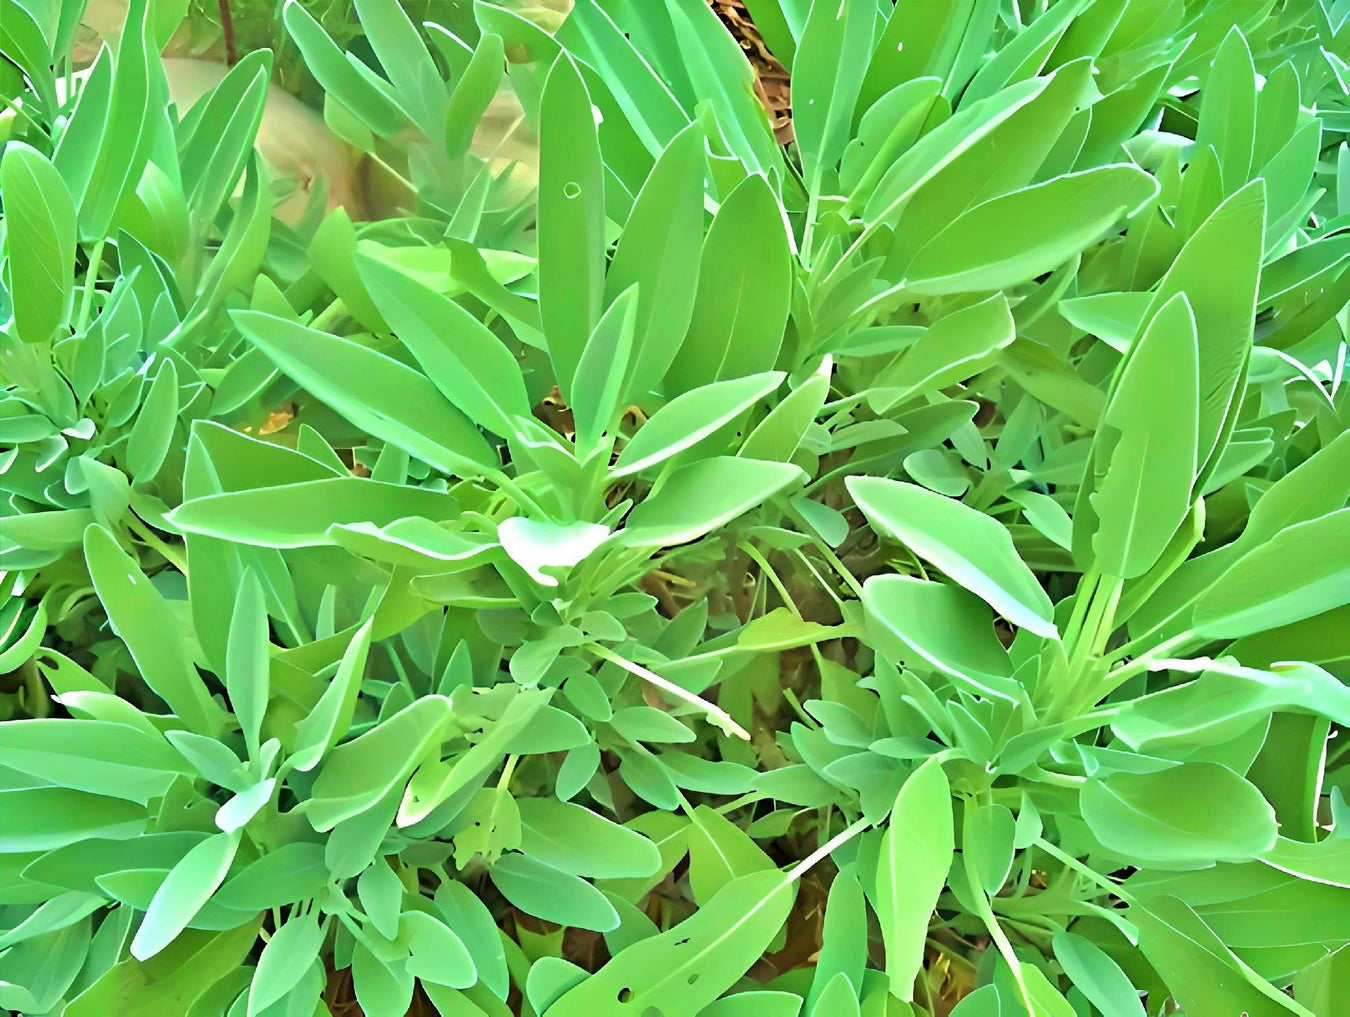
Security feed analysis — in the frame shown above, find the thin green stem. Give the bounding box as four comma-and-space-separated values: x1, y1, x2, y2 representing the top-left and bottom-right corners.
1034, 837, 1136, 905
740, 542, 799, 617
785, 816, 869, 881
310, 298, 347, 333
490, 470, 548, 520
782, 502, 865, 600
1061, 569, 1100, 654
75, 238, 106, 333
496, 754, 518, 791
127, 516, 188, 574
588, 643, 750, 740
1093, 629, 1201, 702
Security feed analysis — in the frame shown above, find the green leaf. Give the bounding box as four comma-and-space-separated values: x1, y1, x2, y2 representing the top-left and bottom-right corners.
603, 121, 705, 403
0, 142, 76, 344
307, 694, 456, 831
544, 870, 795, 1017
351, 0, 445, 139
613, 371, 785, 478
1084, 293, 1200, 579
286, 619, 372, 772
178, 51, 270, 233
539, 52, 606, 397
357, 254, 532, 439
248, 911, 323, 1016
807, 863, 866, 1010
489, 853, 619, 932
666, 175, 792, 395
688, 805, 775, 905
792, 0, 873, 195
1112, 660, 1350, 752
1195, 27, 1257, 193
905, 166, 1159, 295
572, 285, 638, 451
874, 756, 953, 1001
847, 477, 1056, 638
436, 880, 509, 1000
130, 830, 240, 960
516, 798, 662, 879
446, 32, 506, 158
403, 910, 477, 988
224, 570, 269, 760
84, 525, 225, 736
1193, 509, 1350, 639
78, 0, 154, 239
0, 787, 146, 852
1134, 894, 1314, 1016
620, 457, 806, 547
281, 0, 405, 137
230, 310, 497, 478
171, 477, 461, 549
738, 360, 830, 463
862, 575, 1020, 702
66, 923, 261, 1017
0, 719, 188, 804
1142, 179, 1265, 479
125, 358, 179, 484
1082, 763, 1277, 869
1051, 931, 1145, 1017
870, 295, 1014, 412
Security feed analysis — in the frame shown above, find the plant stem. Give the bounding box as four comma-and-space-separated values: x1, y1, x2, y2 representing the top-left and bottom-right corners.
490, 470, 548, 520
588, 643, 751, 740
1034, 837, 1136, 905
740, 542, 799, 617
785, 816, 869, 880
75, 238, 106, 333
1095, 629, 1200, 698
1061, 569, 1099, 653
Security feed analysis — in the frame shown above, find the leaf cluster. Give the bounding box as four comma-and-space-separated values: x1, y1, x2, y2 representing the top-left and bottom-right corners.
2, 0, 1350, 1015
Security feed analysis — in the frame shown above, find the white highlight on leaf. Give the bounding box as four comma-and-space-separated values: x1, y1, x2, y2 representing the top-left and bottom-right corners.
498, 517, 610, 587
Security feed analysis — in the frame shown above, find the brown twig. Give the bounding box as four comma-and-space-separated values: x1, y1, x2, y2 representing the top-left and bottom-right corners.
218, 0, 237, 65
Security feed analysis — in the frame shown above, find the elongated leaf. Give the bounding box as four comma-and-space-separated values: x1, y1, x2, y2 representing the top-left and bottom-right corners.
539, 53, 606, 396
545, 870, 795, 1017
171, 477, 461, 549
572, 286, 638, 451
793, 0, 873, 194
307, 695, 455, 830
665, 175, 792, 395
516, 798, 662, 879
1143, 179, 1266, 478
358, 254, 532, 438
130, 830, 240, 960
621, 458, 805, 547
489, 853, 619, 932
0, 719, 188, 804
863, 576, 1020, 702
248, 911, 323, 1016
875, 756, 953, 1000
1052, 931, 1145, 1017
225, 571, 269, 760
613, 372, 785, 477
870, 295, 1014, 412
1082, 763, 1277, 869
605, 123, 705, 402
1086, 293, 1200, 579
1, 142, 76, 344
1193, 509, 1350, 638
84, 525, 224, 736
231, 310, 496, 477
905, 166, 1159, 295
848, 477, 1056, 637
